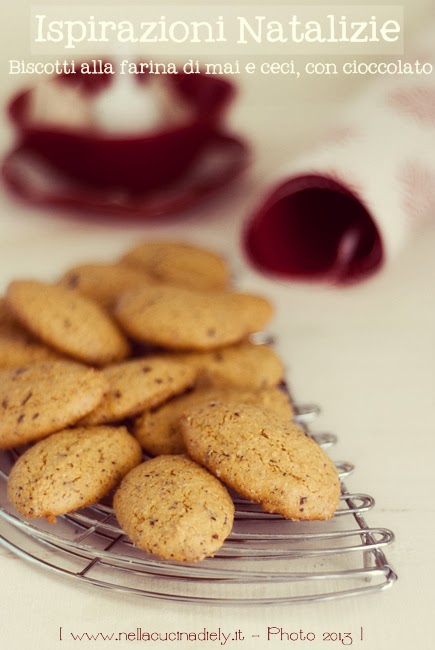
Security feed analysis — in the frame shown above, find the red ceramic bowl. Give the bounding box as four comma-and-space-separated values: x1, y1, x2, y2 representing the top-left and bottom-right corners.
8, 66, 235, 194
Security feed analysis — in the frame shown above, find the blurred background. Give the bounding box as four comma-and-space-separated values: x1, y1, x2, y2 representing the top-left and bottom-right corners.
0, 0, 434, 438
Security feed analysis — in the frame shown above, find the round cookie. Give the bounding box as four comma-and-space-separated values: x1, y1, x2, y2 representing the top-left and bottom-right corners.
81, 356, 196, 425
113, 455, 234, 562
0, 297, 61, 369
7, 425, 142, 522
114, 285, 273, 351
5, 280, 130, 365
0, 334, 60, 370
169, 342, 285, 389
180, 402, 340, 521
121, 241, 230, 290
58, 262, 154, 310
0, 360, 108, 448
250, 386, 293, 420
0, 297, 22, 331
134, 385, 293, 456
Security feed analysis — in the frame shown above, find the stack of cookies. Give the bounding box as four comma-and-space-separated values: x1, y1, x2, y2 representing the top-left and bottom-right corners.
1, 241, 340, 563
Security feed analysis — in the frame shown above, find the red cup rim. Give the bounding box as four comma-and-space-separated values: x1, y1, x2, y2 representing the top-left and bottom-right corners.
8, 64, 236, 144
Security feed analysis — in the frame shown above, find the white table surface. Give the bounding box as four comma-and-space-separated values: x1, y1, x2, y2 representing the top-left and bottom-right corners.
1, 2, 434, 649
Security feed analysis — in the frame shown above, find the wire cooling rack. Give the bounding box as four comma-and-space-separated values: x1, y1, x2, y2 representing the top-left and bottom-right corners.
0, 397, 397, 605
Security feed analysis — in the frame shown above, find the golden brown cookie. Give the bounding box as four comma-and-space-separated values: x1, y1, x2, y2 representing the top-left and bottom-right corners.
0, 335, 60, 371
134, 385, 293, 456
180, 402, 340, 521
81, 356, 196, 425
58, 262, 154, 310
121, 241, 230, 290
7, 425, 142, 522
169, 342, 285, 389
0, 298, 61, 369
0, 360, 108, 449
0, 297, 21, 331
114, 285, 273, 351
113, 455, 234, 562
5, 280, 130, 365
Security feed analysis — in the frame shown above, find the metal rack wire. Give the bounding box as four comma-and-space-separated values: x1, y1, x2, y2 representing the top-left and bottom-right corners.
0, 398, 397, 605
